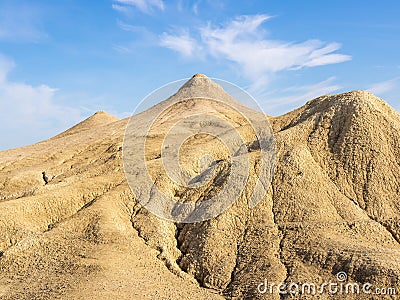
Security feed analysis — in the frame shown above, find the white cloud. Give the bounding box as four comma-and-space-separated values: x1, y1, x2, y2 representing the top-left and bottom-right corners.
113, 44, 132, 53
111, 4, 131, 14
117, 20, 140, 32
0, 54, 15, 82
160, 30, 198, 57
367, 77, 400, 95
301, 42, 350, 68
114, 21, 158, 52
192, 0, 202, 15
113, 0, 164, 14
159, 14, 351, 90
262, 77, 342, 115
0, 3, 46, 42
366, 77, 400, 112
201, 15, 351, 86
0, 54, 82, 150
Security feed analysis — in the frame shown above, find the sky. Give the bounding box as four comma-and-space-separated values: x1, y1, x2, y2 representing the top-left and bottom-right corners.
0, 0, 399, 150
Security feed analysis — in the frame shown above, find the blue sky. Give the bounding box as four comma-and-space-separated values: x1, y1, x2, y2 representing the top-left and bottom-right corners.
0, 0, 399, 150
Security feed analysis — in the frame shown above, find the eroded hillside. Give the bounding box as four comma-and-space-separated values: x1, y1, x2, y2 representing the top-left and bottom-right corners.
0, 76, 399, 299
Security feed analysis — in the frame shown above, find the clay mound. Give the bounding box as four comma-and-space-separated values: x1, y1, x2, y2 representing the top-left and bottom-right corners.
132, 74, 248, 126
135, 89, 400, 299
0, 76, 399, 300
54, 111, 120, 139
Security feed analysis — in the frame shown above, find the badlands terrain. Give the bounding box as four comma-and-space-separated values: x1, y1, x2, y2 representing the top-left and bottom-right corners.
0, 75, 399, 299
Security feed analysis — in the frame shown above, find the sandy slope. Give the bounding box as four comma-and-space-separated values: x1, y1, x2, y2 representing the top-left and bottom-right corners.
0, 75, 399, 299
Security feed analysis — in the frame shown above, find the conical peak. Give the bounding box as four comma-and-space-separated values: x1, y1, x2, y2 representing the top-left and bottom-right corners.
182, 73, 214, 88
93, 110, 108, 115
53, 110, 119, 139
175, 74, 236, 104
192, 73, 208, 78
89, 110, 119, 121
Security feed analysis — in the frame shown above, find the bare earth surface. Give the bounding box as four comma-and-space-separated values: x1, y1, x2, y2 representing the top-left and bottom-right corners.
0, 75, 399, 299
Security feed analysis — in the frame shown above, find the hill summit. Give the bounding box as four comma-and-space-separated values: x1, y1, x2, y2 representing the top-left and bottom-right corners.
54, 110, 120, 139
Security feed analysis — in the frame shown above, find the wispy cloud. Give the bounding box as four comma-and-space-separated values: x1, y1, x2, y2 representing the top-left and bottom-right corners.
0, 3, 46, 42
0, 54, 82, 150
366, 77, 400, 111
117, 20, 142, 32
112, 0, 165, 14
159, 14, 351, 90
0, 54, 15, 82
160, 30, 198, 57
112, 44, 132, 53
262, 77, 342, 115
111, 4, 131, 14
192, 0, 202, 15
114, 20, 158, 52
367, 77, 400, 95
